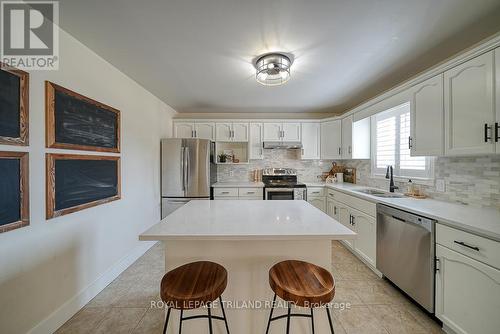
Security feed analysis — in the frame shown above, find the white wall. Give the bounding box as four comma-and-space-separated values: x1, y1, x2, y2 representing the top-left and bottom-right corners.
0, 28, 176, 334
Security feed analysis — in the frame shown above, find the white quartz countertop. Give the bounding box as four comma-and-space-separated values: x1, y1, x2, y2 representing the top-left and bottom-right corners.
139, 200, 356, 241
212, 182, 265, 188
306, 182, 500, 242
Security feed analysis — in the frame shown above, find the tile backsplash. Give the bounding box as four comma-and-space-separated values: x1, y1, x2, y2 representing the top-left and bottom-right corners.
343, 156, 500, 209
216, 149, 333, 182
217, 150, 500, 209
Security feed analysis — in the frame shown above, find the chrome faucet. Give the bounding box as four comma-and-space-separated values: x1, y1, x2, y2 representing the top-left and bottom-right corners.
385, 165, 399, 193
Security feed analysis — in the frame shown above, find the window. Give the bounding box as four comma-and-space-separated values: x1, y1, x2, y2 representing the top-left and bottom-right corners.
371, 102, 433, 179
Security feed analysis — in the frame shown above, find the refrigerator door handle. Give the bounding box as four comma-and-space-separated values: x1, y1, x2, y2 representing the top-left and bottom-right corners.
185, 146, 190, 191
181, 146, 185, 191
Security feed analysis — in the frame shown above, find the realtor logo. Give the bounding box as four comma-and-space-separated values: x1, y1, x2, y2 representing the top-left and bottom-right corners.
1, 1, 59, 70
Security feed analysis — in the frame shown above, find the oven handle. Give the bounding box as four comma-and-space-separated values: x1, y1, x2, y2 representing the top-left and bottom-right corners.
265, 188, 294, 192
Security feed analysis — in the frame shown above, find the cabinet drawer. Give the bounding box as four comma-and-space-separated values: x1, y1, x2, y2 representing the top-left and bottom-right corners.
328, 189, 376, 217
307, 187, 324, 197
436, 224, 500, 270
213, 188, 238, 197
238, 188, 263, 197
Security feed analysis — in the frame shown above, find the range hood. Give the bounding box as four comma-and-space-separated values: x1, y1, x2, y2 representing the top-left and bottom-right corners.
263, 141, 302, 149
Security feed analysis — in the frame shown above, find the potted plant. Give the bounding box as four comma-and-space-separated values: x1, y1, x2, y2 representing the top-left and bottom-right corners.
218, 153, 228, 163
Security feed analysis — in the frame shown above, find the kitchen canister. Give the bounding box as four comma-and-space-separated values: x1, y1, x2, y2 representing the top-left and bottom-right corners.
336, 172, 344, 183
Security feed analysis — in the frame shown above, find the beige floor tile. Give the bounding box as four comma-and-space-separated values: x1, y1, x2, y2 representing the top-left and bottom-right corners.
335, 305, 389, 334
94, 307, 148, 334
56, 307, 110, 334
333, 280, 364, 306
332, 262, 378, 281
332, 245, 362, 265
133, 308, 166, 334
343, 280, 406, 305
369, 304, 429, 334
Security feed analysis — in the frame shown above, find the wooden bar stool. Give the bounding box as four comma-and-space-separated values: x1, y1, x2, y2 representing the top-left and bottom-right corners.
265, 260, 336, 334
160, 261, 230, 334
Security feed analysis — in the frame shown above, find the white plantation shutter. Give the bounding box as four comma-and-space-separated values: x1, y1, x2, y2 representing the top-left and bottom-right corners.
372, 103, 432, 179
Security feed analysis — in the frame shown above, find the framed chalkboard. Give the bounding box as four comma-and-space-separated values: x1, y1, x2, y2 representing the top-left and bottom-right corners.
0, 151, 29, 233
45, 82, 120, 152
46, 154, 121, 219
0, 63, 29, 145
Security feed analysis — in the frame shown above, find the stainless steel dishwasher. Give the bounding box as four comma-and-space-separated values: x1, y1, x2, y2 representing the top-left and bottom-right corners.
377, 204, 436, 313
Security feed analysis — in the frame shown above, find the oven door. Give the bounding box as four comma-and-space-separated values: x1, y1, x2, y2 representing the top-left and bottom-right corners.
265, 188, 294, 200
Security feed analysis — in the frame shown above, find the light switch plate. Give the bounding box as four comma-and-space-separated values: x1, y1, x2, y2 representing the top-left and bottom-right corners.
436, 179, 445, 192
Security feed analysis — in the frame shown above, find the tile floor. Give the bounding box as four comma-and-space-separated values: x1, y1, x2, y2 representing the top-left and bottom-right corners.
56, 241, 444, 334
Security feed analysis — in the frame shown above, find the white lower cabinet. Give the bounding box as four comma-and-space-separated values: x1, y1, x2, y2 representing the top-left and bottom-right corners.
308, 197, 326, 212
435, 244, 500, 334
325, 188, 376, 268
213, 187, 263, 200
351, 208, 376, 267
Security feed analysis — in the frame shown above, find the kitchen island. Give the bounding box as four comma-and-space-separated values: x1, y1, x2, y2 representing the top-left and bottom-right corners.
140, 200, 356, 334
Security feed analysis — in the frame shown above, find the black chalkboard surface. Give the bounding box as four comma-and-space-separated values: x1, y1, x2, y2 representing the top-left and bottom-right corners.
0, 65, 28, 146
0, 151, 29, 233
0, 69, 20, 138
0, 158, 21, 225
46, 154, 121, 218
46, 82, 120, 152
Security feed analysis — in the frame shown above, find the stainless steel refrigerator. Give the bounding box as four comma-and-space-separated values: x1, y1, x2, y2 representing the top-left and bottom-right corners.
161, 138, 217, 218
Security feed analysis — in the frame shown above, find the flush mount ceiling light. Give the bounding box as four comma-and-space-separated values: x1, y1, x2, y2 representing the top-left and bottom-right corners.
254, 53, 292, 86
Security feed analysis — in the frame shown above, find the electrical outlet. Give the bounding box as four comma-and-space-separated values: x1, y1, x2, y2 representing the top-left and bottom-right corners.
229, 170, 234, 177
436, 179, 445, 192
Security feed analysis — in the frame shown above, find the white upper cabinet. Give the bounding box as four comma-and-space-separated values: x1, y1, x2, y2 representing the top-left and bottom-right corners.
341, 115, 353, 159
232, 123, 249, 142
215, 122, 248, 142
195, 123, 215, 140
301, 122, 320, 160
282, 123, 301, 142
174, 122, 215, 140
263, 123, 301, 142
320, 120, 342, 159
263, 123, 282, 141
215, 123, 232, 141
249, 123, 264, 159
444, 51, 496, 155
409, 74, 444, 156
174, 122, 195, 138
352, 117, 370, 159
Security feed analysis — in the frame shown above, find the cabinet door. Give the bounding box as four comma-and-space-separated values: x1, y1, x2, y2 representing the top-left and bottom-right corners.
444, 51, 495, 155
195, 123, 215, 141
174, 122, 194, 138
263, 123, 282, 141
215, 123, 232, 141
308, 197, 325, 212
320, 120, 342, 159
232, 123, 249, 142
326, 199, 334, 218
282, 123, 301, 142
341, 116, 353, 159
436, 244, 500, 334
351, 208, 376, 267
410, 74, 444, 156
301, 122, 320, 159
338, 205, 354, 249
249, 123, 264, 159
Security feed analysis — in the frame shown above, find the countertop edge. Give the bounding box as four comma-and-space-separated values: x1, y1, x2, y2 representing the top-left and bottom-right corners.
306, 182, 500, 243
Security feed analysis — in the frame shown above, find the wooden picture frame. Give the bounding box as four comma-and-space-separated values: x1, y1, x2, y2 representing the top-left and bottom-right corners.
0, 151, 29, 233
46, 154, 121, 219
0, 62, 29, 146
45, 81, 121, 153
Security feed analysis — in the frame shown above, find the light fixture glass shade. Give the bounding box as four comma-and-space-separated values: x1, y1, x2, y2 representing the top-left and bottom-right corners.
255, 53, 291, 86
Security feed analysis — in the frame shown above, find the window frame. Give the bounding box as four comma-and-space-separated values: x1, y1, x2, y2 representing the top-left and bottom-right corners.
370, 102, 434, 181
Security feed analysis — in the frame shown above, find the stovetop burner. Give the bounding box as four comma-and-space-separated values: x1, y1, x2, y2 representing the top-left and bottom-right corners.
262, 168, 306, 188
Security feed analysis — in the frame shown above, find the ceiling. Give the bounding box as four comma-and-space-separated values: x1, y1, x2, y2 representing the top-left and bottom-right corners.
59, 0, 500, 114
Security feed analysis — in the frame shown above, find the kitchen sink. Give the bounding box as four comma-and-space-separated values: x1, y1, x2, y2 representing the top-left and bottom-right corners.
355, 188, 405, 198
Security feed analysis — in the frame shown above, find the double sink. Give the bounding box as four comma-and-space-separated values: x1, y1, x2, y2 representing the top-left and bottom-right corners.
354, 188, 405, 198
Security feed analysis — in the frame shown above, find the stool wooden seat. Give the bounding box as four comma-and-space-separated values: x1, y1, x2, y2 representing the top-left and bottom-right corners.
266, 260, 336, 334
161, 261, 227, 309
160, 261, 230, 334
269, 259, 335, 307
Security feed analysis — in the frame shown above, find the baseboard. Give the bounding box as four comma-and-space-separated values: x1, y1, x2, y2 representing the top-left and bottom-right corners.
28, 241, 157, 334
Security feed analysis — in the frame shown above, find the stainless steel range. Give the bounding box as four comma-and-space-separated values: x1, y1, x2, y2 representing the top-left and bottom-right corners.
262, 168, 307, 200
